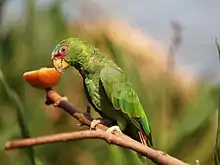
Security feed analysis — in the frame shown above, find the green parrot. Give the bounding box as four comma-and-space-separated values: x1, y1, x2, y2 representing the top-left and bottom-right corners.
51, 37, 153, 152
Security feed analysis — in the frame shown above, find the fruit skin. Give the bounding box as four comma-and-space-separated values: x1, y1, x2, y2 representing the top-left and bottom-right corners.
23, 67, 61, 88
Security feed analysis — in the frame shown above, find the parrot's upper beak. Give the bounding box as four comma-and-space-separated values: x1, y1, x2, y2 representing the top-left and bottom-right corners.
51, 52, 70, 73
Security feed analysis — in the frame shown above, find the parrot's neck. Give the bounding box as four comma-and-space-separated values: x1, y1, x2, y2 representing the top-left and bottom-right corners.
71, 44, 112, 78
73, 63, 86, 78
73, 55, 106, 78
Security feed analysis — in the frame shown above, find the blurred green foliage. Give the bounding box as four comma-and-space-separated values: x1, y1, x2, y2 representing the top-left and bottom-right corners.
214, 40, 220, 165
0, 1, 219, 165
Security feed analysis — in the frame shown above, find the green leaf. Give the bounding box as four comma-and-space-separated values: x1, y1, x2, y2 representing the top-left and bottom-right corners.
0, 70, 36, 165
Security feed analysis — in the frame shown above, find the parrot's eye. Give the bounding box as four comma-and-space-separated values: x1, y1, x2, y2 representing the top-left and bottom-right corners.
58, 45, 68, 55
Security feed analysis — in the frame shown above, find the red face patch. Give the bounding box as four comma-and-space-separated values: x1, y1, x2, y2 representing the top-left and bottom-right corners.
53, 44, 69, 59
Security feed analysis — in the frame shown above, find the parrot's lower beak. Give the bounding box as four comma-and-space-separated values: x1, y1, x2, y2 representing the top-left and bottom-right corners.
52, 58, 70, 73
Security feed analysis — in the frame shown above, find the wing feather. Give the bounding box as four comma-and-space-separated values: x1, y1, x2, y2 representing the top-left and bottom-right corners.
100, 65, 151, 136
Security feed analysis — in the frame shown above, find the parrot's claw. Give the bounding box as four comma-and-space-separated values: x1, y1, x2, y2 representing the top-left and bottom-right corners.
53, 96, 68, 107
90, 119, 101, 130
106, 126, 122, 135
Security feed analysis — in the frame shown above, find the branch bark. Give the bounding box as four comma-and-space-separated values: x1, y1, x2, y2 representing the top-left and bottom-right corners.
5, 130, 188, 165
45, 88, 108, 131
5, 88, 189, 165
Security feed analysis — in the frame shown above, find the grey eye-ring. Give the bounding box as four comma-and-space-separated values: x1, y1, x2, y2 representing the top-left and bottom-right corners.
61, 48, 65, 52
59, 45, 69, 55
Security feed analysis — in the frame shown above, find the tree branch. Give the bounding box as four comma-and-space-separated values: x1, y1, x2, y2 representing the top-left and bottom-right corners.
5, 88, 189, 165
5, 130, 188, 165
45, 88, 108, 131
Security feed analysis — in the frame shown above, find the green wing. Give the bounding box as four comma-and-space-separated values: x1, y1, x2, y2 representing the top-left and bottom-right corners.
100, 64, 152, 145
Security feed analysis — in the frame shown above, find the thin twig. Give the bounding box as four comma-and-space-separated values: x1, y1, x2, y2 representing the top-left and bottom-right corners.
5, 88, 189, 165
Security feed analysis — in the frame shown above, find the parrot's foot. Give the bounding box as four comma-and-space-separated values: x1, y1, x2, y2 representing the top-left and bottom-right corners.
90, 119, 101, 130
53, 96, 68, 107
106, 126, 122, 135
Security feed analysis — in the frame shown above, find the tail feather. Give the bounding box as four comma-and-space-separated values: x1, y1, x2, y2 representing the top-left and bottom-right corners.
124, 120, 153, 161
137, 131, 153, 161
138, 131, 147, 145
138, 130, 153, 148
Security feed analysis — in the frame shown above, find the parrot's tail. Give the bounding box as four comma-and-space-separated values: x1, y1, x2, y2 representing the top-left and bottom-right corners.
138, 130, 153, 148
123, 121, 153, 161
137, 131, 153, 161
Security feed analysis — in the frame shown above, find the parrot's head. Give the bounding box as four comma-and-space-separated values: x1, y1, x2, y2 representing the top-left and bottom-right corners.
51, 38, 86, 73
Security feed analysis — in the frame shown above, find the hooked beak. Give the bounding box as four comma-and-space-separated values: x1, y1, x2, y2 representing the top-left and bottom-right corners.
51, 52, 70, 73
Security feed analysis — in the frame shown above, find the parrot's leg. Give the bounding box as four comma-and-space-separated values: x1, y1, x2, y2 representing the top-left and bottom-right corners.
53, 96, 68, 107
106, 126, 122, 135
86, 104, 92, 114
96, 117, 113, 126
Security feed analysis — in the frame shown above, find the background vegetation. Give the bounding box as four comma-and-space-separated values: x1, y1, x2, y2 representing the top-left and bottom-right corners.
0, 1, 219, 165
